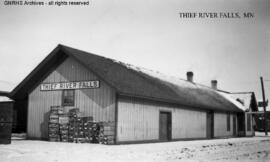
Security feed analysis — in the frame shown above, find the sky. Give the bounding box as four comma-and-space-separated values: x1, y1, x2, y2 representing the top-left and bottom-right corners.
0, 0, 269, 108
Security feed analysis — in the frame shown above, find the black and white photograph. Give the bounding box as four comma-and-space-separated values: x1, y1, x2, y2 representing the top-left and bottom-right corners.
0, 0, 269, 161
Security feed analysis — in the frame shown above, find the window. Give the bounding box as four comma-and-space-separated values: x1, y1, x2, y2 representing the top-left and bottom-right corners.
227, 113, 230, 131
247, 114, 251, 131
62, 90, 75, 106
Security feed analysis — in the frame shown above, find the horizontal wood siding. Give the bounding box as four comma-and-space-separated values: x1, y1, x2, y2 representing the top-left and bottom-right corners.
28, 57, 115, 139
214, 112, 237, 137
117, 96, 207, 142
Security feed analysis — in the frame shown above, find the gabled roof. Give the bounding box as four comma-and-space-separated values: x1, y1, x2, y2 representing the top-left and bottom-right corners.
217, 91, 247, 111
228, 92, 258, 112
10, 44, 243, 112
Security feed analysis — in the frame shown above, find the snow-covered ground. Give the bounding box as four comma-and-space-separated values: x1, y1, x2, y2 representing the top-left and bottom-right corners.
1, 133, 270, 162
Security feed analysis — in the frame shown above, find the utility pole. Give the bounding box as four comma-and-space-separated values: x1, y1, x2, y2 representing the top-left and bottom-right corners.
260, 77, 268, 135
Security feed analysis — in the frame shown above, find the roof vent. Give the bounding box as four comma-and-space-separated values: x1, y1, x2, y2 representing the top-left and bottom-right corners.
211, 80, 218, 90
187, 71, 194, 82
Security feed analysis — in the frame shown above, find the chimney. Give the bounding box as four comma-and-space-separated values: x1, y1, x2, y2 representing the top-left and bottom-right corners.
211, 80, 218, 90
186, 71, 194, 82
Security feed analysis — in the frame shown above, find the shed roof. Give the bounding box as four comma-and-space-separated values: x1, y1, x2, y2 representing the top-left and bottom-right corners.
10, 44, 243, 112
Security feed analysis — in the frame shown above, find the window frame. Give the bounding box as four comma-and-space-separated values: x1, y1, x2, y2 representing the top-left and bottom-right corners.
62, 89, 75, 106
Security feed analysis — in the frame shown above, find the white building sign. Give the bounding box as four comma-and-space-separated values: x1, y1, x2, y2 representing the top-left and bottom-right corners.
40, 81, 100, 91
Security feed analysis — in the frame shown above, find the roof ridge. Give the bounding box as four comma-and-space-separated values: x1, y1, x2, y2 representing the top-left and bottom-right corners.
111, 57, 221, 92
59, 44, 112, 61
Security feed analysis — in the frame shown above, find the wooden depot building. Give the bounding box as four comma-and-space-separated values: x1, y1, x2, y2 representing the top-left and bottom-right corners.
9, 44, 255, 144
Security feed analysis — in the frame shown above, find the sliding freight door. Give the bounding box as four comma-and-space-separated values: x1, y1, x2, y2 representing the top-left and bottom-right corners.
159, 111, 172, 141
206, 111, 214, 139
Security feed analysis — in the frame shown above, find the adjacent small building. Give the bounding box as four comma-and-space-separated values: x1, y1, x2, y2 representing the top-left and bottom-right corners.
9, 45, 255, 144
0, 91, 13, 144
224, 92, 258, 136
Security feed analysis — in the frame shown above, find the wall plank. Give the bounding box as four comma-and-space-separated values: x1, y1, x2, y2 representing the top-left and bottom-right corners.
28, 57, 115, 139
214, 112, 238, 137
117, 96, 207, 142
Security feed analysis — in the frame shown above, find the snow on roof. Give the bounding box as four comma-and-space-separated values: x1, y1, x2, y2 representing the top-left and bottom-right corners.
218, 92, 246, 111
120, 61, 246, 111
121, 62, 197, 89
228, 93, 253, 111
0, 96, 13, 102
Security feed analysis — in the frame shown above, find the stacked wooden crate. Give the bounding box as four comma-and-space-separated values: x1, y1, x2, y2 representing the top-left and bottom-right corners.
59, 114, 69, 142
82, 117, 94, 143
88, 122, 100, 143
47, 106, 115, 144
68, 108, 81, 142
98, 122, 115, 144
73, 117, 85, 143
68, 108, 94, 143
48, 106, 63, 142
